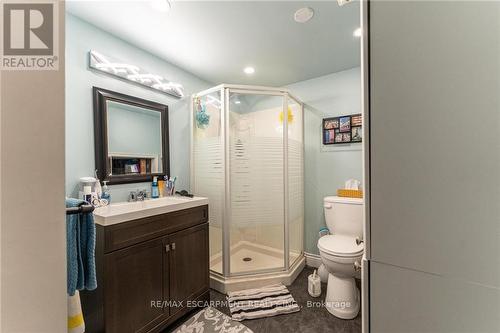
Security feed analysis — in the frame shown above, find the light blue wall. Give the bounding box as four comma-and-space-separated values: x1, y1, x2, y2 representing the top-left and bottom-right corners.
65, 14, 211, 202
287, 67, 362, 254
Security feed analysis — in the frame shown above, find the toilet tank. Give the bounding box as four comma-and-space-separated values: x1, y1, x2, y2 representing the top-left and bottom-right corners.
324, 196, 363, 237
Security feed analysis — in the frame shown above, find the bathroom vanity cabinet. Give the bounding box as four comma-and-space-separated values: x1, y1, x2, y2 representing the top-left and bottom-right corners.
81, 201, 209, 333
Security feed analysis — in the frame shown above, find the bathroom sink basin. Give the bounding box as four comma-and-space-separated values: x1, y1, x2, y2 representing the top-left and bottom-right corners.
93, 196, 208, 226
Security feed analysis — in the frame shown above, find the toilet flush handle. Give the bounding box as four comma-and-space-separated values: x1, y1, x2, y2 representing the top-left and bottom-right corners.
356, 237, 364, 245
324, 203, 332, 209
354, 261, 362, 271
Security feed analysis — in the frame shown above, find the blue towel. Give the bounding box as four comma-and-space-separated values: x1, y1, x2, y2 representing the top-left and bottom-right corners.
66, 198, 97, 296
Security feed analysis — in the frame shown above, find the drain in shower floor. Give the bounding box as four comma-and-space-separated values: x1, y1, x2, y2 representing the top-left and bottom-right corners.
242, 257, 252, 262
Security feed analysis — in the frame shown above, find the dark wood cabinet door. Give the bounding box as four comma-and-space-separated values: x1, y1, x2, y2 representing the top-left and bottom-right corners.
104, 238, 165, 333
169, 223, 209, 315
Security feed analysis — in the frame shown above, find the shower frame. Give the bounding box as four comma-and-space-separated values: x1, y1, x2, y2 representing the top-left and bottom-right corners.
190, 84, 305, 287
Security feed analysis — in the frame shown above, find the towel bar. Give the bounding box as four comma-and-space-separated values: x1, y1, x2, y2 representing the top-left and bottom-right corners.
66, 204, 94, 215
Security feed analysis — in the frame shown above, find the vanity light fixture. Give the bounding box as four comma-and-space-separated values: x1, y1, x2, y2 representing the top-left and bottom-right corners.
353, 27, 362, 37
243, 66, 255, 75
89, 50, 184, 98
151, 0, 171, 12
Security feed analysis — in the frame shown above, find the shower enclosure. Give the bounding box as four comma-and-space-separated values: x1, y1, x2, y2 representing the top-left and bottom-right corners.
191, 85, 305, 292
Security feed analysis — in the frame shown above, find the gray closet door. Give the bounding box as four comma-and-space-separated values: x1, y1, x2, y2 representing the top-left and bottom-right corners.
368, 1, 500, 332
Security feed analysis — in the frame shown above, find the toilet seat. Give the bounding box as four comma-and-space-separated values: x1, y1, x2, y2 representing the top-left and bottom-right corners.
318, 234, 363, 257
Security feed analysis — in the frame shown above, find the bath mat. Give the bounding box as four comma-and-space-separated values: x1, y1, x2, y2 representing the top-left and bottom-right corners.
173, 306, 253, 333
227, 284, 300, 321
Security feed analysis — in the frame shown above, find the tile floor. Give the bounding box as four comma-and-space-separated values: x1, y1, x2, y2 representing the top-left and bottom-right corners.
169, 266, 361, 333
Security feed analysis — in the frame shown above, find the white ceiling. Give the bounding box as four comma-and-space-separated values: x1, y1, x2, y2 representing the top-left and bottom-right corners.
67, 0, 360, 86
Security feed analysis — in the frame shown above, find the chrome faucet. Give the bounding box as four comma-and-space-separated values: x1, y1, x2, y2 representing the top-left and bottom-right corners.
128, 191, 137, 202
129, 189, 149, 202
137, 190, 146, 201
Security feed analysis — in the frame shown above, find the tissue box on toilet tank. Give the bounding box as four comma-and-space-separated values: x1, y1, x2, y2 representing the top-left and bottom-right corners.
337, 189, 363, 198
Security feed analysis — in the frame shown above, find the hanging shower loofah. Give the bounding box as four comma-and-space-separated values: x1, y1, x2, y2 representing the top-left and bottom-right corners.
195, 97, 211, 129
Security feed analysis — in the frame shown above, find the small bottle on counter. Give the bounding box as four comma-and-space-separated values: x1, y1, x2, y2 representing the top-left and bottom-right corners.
101, 181, 111, 204
83, 186, 92, 203
158, 179, 164, 197
151, 176, 159, 199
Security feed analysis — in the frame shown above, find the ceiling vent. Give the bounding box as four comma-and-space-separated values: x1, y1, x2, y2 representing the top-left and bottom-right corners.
294, 7, 314, 23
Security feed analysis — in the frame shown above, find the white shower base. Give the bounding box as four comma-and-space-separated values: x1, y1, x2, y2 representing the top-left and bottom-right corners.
210, 241, 305, 293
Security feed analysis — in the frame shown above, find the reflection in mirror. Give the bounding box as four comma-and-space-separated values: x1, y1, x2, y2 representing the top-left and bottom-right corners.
106, 101, 163, 176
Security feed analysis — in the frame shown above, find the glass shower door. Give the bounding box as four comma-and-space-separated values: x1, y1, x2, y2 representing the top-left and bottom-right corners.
287, 96, 304, 267
227, 90, 285, 275
192, 89, 224, 275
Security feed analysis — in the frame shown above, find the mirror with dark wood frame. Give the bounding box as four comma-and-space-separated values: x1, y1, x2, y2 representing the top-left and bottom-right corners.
93, 87, 169, 185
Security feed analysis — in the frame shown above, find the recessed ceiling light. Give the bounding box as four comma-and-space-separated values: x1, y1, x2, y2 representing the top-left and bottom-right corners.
354, 27, 362, 37
151, 0, 171, 12
243, 67, 255, 75
294, 7, 314, 23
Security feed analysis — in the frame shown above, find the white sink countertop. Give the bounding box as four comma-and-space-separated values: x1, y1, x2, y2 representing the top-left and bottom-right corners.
93, 196, 208, 226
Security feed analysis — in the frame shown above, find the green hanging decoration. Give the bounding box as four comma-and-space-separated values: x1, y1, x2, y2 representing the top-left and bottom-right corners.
195, 97, 210, 129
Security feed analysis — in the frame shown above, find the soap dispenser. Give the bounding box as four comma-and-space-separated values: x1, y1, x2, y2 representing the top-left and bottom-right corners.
101, 181, 111, 204
151, 176, 159, 199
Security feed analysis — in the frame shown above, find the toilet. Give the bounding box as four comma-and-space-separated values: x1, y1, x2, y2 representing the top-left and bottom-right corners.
317, 196, 363, 319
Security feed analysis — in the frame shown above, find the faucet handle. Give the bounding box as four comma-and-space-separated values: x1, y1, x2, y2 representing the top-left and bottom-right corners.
142, 189, 150, 199
136, 190, 146, 201
356, 237, 364, 246
128, 191, 137, 202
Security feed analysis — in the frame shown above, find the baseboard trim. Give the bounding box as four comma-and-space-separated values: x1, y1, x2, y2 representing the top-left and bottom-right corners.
304, 252, 322, 268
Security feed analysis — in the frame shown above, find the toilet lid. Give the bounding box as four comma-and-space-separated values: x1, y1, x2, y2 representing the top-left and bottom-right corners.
318, 235, 364, 257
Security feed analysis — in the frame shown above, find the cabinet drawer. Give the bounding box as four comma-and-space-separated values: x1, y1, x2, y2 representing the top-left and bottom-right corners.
103, 205, 208, 253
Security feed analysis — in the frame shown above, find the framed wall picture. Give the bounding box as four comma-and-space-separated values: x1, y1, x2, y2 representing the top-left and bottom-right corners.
339, 116, 351, 132
323, 129, 336, 144
322, 113, 362, 145
351, 126, 362, 142
351, 114, 362, 126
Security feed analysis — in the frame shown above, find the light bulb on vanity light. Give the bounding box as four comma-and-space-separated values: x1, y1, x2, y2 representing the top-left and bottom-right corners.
353, 28, 362, 37
243, 67, 255, 75
151, 0, 171, 12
